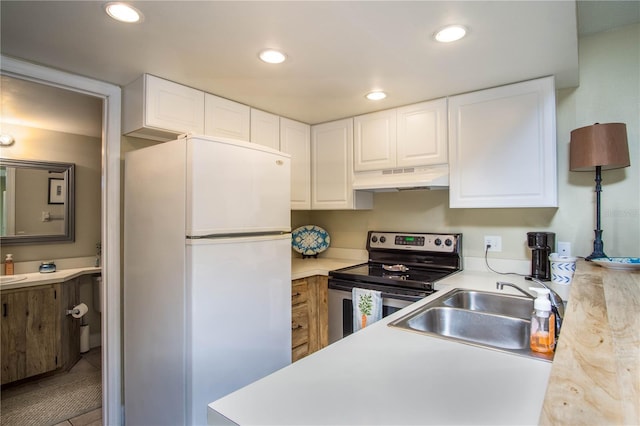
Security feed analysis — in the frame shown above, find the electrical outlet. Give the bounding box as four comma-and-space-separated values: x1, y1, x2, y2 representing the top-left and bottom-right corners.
558, 241, 571, 257
484, 236, 502, 252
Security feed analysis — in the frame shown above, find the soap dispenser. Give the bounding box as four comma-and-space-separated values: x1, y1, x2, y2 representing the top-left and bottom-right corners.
4, 254, 14, 276
529, 287, 555, 353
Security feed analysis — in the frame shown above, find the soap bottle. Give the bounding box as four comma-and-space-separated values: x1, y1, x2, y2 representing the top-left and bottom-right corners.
529, 287, 555, 353
4, 254, 14, 276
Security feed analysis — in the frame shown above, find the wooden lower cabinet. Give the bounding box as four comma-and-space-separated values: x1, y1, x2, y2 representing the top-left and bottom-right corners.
1, 281, 80, 385
291, 276, 328, 362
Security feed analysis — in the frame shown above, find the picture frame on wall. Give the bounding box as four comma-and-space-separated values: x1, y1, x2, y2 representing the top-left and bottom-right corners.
48, 178, 65, 204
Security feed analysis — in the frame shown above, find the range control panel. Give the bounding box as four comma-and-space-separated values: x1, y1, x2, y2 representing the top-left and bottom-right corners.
367, 231, 460, 253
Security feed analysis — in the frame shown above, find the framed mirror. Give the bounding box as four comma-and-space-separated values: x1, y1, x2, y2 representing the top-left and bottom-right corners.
1, 158, 75, 245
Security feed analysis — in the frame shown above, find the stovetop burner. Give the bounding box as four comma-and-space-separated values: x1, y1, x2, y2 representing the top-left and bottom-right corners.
334, 263, 451, 287
329, 231, 463, 298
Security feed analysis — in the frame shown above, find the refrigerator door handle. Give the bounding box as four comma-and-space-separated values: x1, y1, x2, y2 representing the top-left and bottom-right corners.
187, 231, 290, 239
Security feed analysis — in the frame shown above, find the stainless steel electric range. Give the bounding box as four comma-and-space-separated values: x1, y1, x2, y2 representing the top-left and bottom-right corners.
328, 231, 463, 343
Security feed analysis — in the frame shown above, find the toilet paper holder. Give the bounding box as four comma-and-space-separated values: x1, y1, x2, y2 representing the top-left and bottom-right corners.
66, 302, 88, 318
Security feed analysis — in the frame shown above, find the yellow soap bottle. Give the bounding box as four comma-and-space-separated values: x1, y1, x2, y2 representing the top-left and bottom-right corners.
529, 287, 555, 354
4, 254, 14, 276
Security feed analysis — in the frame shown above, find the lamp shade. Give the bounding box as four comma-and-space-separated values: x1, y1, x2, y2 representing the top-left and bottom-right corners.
570, 123, 630, 171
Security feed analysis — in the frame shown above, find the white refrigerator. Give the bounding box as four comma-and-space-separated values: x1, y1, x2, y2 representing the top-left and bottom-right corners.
124, 135, 292, 426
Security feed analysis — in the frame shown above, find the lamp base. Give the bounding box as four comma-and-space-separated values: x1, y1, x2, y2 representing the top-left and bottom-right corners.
585, 229, 607, 260
586, 251, 608, 261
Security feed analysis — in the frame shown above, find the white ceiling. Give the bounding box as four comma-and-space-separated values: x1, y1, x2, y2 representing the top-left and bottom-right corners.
0, 1, 638, 138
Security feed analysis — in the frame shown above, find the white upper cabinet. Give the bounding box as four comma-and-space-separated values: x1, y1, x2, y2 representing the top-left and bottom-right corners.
204, 94, 250, 141
448, 76, 557, 208
311, 119, 372, 210
354, 109, 397, 171
354, 98, 447, 172
123, 74, 205, 141
396, 98, 448, 167
251, 109, 280, 150
280, 118, 311, 210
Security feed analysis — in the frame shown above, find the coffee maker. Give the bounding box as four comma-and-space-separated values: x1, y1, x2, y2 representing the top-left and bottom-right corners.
527, 232, 555, 281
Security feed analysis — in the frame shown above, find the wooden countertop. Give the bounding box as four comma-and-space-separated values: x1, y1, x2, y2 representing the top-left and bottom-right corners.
540, 259, 639, 425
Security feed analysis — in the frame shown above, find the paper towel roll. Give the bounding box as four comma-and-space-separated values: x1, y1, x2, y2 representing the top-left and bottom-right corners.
71, 303, 88, 319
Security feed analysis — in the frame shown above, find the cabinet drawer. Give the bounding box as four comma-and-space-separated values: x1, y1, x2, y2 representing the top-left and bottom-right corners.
292, 281, 309, 305
292, 343, 309, 362
291, 302, 309, 348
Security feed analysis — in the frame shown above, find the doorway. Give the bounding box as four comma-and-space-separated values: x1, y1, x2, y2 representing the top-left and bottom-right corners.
1, 55, 122, 425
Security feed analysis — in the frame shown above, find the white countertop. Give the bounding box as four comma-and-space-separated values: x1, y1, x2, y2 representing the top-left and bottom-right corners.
291, 256, 363, 280
208, 269, 553, 425
0, 266, 101, 290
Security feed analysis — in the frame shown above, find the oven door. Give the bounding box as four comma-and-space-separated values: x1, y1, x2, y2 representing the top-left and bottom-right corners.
327, 279, 421, 344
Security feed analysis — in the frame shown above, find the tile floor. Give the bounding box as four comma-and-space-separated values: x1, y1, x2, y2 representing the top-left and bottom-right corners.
53, 407, 102, 426
2, 347, 103, 426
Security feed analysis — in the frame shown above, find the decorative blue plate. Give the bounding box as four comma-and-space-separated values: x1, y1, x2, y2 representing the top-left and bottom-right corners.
591, 257, 640, 271
292, 225, 330, 256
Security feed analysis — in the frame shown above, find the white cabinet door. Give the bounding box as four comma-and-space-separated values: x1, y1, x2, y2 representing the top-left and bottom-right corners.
204, 94, 250, 141
280, 118, 311, 210
311, 119, 372, 210
123, 74, 205, 141
397, 98, 447, 167
251, 109, 280, 150
353, 109, 397, 171
448, 76, 557, 208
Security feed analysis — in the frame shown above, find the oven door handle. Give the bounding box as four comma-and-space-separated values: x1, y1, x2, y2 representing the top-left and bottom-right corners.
328, 278, 428, 302
327, 280, 357, 293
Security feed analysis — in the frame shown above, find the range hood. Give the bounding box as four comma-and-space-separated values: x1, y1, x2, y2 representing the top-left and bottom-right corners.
352, 164, 449, 192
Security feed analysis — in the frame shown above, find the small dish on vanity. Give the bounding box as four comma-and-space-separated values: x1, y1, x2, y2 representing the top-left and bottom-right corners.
39, 261, 57, 273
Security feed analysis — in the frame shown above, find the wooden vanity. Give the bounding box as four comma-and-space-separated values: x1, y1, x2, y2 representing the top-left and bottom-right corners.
1, 267, 100, 386
1, 281, 80, 384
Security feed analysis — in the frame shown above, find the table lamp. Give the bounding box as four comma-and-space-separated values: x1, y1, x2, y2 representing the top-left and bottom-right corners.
569, 122, 630, 260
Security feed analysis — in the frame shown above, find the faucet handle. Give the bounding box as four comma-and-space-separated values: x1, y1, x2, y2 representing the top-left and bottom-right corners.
496, 281, 510, 289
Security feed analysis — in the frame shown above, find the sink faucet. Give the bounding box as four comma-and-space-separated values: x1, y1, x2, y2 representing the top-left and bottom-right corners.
496, 279, 564, 337
496, 281, 533, 298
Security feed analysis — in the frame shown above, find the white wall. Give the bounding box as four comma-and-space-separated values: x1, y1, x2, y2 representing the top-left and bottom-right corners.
294, 23, 640, 262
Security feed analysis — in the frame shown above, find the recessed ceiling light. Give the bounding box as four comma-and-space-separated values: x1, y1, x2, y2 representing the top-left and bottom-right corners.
0, 134, 15, 146
259, 49, 287, 64
366, 91, 387, 101
434, 25, 467, 43
105, 2, 143, 23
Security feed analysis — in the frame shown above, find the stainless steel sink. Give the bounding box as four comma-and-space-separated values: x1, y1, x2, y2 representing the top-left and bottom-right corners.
388, 288, 553, 361
440, 288, 532, 319
403, 307, 530, 350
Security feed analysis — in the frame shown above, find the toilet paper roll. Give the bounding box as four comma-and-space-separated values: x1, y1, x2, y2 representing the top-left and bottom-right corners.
71, 303, 89, 319
80, 324, 90, 353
